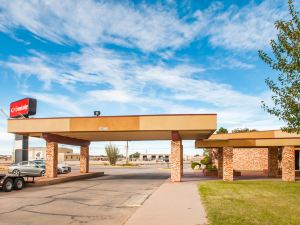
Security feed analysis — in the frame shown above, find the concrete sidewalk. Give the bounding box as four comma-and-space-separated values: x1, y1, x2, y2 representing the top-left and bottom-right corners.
125, 178, 208, 225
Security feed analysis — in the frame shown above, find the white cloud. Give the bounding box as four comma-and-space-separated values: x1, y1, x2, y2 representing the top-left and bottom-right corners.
207, 0, 288, 51
66, 49, 259, 110
4, 55, 66, 89
208, 56, 256, 70
0, 119, 14, 155
135, 64, 259, 108
1, 48, 125, 89
0, 0, 291, 53
22, 91, 84, 116
0, 0, 290, 155
88, 90, 136, 103
0, 0, 209, 52
1, 46, 282, 130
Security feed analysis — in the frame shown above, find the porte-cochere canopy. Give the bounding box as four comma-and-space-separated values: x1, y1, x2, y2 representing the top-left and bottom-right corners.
195, 130, 300, 182
8, 114, 217, 141
7, 114, 217, 182
195, 130, 300, 148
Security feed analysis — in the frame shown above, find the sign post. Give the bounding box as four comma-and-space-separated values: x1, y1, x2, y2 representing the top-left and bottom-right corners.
13, 135, 29, 163
10, 98, 37, 163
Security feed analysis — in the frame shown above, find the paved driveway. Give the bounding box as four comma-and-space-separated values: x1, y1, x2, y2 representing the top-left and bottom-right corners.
0, 167, 169, 225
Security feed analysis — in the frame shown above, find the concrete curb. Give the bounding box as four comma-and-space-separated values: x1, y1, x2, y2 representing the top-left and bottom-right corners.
29, 172, 105, 186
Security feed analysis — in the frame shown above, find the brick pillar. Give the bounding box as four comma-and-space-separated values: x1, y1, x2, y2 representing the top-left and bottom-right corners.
268, 147, 278, 178
282, 146, 295, 181
180, 143, 183, 177
217, 148, 223, 179
171, 139, 183, 182
46, 142, 58, 178
80, 146, 89, 173
223, 147, 233, 181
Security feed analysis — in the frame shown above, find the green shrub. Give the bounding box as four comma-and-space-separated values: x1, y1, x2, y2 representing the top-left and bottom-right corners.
105, 144, 119, 165
200, 156, 210, 166
191, 161, 201, 170
206, 164, 217, 171
121, 162, 136, 167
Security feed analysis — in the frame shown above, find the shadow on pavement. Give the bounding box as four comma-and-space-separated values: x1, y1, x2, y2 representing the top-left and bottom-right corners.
90, 172, 170, 181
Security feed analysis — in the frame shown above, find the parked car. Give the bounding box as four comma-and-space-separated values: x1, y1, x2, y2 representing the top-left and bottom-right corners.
33, 160, 71, 174
33, 160, 45, 167
57, 164, 71, 174
8, 161, 45, 177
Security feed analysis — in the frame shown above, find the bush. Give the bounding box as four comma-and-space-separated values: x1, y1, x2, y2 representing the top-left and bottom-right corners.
105, 144, 119, 165
129, 152, 140, 159
191, 161, 201, 170
200, 156, 210, 166
206, 164, 217, 171
121, 162, 137, 167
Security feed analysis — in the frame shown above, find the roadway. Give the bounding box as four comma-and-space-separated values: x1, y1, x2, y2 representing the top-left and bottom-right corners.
0, 166, 170, 225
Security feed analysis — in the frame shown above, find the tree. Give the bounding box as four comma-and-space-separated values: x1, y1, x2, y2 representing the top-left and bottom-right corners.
129, 152, 140, 159
105, 144, 119, 165
216, 127, 228, 134
258, 0, 300, 133
201, 148, 217, 165
232, 128, 258, 133
201, 148, 217, 171
201, 149, 212, 166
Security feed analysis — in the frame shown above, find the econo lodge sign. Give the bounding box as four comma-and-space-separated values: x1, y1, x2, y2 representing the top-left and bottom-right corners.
10, 98, 37, 118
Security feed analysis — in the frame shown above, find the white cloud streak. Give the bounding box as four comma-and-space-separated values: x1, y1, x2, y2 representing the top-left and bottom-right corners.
0, 119, 14, 155
0, 0, 209, 52
0, 0, 288, 154
2, 46, 282, 130
21, 92, 84, 116
0, 0, 288, 52
207, 0, 288, 51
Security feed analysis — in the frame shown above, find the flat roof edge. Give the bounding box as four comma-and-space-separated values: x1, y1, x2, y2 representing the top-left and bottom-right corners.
7, 113, 217, 121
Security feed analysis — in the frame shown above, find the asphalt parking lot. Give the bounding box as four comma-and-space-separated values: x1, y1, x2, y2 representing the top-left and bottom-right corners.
0, 167, 170, 225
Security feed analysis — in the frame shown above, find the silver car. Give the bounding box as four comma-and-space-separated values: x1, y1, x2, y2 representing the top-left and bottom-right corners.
8, 161, 45, 177
33, 160, 71, 174
57, 164, 71, 174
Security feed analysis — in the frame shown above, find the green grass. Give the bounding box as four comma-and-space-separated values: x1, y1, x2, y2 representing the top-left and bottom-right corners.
199, 180, 300, 225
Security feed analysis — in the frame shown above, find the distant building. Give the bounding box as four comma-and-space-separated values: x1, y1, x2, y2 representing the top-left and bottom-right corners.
0, 155, 12, 161
29, 147, 74, 162
138, 154, 194, 162
28, 147, 107, 162
139, 154, 169, 161
63, 153, 80, 161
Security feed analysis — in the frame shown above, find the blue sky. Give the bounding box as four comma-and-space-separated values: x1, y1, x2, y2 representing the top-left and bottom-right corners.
0, 0, 296, 155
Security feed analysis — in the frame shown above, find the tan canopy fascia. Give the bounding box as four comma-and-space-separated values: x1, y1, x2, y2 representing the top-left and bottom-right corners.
8, 114, 217, 141
195, 130, 300, 148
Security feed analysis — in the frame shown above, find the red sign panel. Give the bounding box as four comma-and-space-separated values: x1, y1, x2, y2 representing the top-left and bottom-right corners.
10, 98, 37, 118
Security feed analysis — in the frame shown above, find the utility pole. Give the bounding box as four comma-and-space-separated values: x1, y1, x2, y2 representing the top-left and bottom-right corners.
145, 149, 148, 161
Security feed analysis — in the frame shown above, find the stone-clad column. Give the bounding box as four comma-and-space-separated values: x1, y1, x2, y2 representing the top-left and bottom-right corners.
282, 146, 295, 181
217, 148, 223, 179
180, 143, 183, 177
46, 142, 58, 178
268, 147, 278, 178
80, 146, 89, 173
223, 147, 233, 181
171, 139, 183, 182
